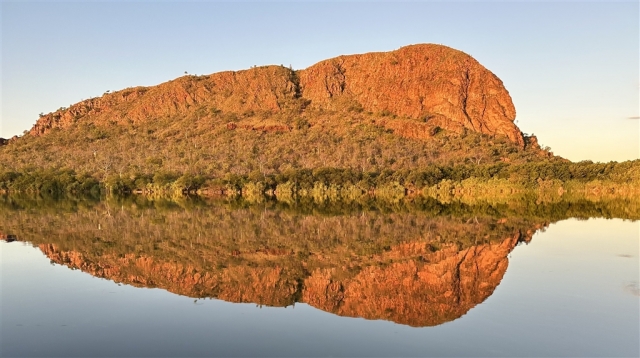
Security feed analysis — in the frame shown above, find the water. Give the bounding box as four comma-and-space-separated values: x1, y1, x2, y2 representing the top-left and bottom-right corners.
1, 196, 638, 357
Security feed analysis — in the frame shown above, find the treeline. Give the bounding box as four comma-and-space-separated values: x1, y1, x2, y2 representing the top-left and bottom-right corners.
1, 160, 639, 198
0, 169, 101, 195
2, 189, 639, 222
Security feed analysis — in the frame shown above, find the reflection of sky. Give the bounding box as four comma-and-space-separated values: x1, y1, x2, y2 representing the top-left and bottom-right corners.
1, 2, 638, 162
1, 218, 638, 357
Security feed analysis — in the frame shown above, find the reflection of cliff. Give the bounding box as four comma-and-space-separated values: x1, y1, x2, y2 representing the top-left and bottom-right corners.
39, 244, 303, 307
3, 195, 637, 326
304, 235, 519, 326
31, 217, 536, 326
38, 235, 522, 326
1, 197, 572, 326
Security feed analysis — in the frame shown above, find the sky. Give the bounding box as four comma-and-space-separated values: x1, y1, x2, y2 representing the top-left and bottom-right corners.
1, 1, 638, 163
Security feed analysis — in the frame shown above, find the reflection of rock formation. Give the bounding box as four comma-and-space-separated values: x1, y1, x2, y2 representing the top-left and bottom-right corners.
304, 235, 519, 326
5, 194, 636, 326
37, 230, 527, 327
1, 198, 571, 326
39, 245, 303, 306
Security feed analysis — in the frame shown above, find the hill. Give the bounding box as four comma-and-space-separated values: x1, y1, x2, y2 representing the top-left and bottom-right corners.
2, 44, 611, 196
28, 44, 523, 142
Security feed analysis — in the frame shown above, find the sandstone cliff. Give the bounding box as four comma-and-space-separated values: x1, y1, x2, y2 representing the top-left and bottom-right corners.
299, 44, 522, 145
29, 66, 299, 135
28, 44, 523, 146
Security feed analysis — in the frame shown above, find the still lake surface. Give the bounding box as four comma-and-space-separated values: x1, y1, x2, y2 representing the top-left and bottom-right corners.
1, 196, 638, 357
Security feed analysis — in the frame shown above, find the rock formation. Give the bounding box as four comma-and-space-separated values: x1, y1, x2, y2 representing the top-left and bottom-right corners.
29, 66, 299, 135
299, 44, 522, 145
28, 44, 523, 146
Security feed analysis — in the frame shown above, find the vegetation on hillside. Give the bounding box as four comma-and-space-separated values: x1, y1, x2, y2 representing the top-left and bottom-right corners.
1, 105, 549, 174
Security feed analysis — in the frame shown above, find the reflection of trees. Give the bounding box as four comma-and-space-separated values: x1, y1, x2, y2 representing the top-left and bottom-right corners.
0, 195, 636, 326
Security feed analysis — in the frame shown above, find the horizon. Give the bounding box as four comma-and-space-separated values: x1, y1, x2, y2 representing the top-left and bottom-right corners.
1, 1, 638, 163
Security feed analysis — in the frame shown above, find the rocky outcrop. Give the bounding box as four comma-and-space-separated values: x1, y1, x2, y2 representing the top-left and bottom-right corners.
29, 66, 299, 136
299, 44, 522, 146
0, 138, 7, 146
28, 44, 524, 146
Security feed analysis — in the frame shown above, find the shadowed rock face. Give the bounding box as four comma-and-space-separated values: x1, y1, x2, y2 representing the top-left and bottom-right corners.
28, 44, 523, 146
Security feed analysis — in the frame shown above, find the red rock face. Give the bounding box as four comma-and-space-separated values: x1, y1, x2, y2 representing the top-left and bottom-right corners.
299, 44, 522, 146
28, 66, 298, 136
28, 44, 523, 146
